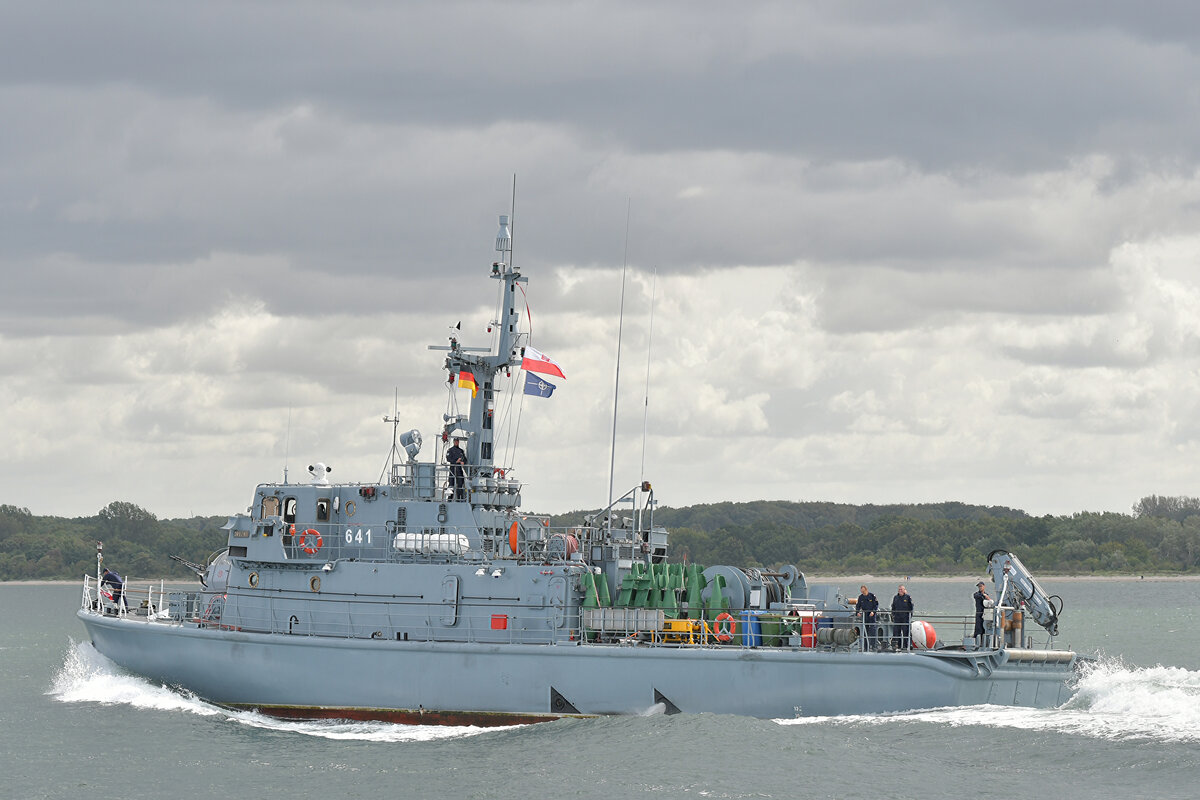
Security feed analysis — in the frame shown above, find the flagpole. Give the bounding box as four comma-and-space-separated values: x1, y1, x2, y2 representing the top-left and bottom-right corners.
608, 199, 630, 531
505, 175, 523, 470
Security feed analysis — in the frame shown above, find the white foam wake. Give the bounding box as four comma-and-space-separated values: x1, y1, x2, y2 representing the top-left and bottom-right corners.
49, 640, 517, 742
777, 658, 1200, 742
49, 638, 220, 716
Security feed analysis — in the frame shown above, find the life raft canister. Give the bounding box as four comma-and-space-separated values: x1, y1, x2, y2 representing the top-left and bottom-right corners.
714, 612, 736, 642
297, 529, 323, 555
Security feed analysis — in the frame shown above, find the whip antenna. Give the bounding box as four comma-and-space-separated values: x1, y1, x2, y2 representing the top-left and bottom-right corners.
640, 268, 656, 485
283, 406, 292, 484
607, 199, 631, 528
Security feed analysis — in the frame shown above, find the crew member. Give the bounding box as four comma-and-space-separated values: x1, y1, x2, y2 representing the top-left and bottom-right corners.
891, 584, 914, 650
101, 567, 124, 610
973, 581, 991, 646
854, 584, 880, 651
446, 437, 467, 501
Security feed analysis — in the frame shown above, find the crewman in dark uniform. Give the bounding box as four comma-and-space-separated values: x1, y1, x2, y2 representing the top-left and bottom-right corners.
973, 581, 991, 646
854, 585, 880, 651
891, 584, 914, 650
446, 437, 467, 500
101, 567, 124, 610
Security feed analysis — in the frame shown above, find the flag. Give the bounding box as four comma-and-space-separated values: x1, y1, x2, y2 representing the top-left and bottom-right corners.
524, 373, 556, 398
457, 370, 477, 397
521, 346, 565, 379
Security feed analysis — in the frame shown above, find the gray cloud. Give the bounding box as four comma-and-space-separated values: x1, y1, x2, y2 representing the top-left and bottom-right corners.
6, 3, 1200, 518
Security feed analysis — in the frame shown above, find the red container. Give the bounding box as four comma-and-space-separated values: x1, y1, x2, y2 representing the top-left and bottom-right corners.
491, 614, 508, 630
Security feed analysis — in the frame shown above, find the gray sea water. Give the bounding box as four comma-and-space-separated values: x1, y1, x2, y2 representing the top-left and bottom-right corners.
3, 579, 1198, 800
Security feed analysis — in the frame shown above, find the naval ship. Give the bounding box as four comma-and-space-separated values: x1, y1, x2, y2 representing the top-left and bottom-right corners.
78, 214, 1081, 724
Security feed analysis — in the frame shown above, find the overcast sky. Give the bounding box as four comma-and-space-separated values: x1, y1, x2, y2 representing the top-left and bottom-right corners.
5, 1, 1200, 520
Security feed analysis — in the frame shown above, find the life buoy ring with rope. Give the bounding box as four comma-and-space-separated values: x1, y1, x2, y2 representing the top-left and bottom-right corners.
714, 612, 736, 643
494, 468, 505, 479
297, 529, 323, 555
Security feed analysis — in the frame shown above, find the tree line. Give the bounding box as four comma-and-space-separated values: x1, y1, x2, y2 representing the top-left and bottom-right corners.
547, 495, 1200, 575
0, 501, 228, 581
2, 494, 1199, 581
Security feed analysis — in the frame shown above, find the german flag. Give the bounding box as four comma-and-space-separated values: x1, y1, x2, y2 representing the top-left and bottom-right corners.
457, 370, 478, 398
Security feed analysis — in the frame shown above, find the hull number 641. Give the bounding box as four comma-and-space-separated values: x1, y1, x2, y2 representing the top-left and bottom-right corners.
345, 528, 372, 545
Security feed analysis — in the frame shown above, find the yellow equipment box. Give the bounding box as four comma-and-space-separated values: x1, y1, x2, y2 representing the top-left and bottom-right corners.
661, 619, 699, 643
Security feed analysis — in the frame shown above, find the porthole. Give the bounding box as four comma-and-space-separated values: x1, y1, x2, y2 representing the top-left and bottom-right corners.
345, 500, 356, 517
310, 575, 321, 592
248, 571, 259, 588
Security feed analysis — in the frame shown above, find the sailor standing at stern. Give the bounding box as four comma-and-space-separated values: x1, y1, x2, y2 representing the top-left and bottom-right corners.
854, 585, 880, 651
891, 584, 914, 650
973, 581, 992, 646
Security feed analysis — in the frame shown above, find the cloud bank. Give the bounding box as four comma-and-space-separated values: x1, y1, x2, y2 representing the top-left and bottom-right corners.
5, 2, 1200, 518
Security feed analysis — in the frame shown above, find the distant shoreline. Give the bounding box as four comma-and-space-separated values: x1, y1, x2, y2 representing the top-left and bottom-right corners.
6, 573, 1198, 586
807, 574, 1200, 584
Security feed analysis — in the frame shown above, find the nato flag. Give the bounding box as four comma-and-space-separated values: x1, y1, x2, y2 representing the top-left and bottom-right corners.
524, 373, 556, 398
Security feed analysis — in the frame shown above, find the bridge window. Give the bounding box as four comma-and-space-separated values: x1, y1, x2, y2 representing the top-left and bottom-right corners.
283, 497, 297, 524
316, 498, 331, 522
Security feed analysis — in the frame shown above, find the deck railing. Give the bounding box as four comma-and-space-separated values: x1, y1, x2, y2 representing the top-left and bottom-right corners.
81, 575, 173, 619
83, 574, 1057, 652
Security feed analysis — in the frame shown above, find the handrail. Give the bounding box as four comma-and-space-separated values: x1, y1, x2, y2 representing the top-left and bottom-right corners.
79, 575, 1064, 654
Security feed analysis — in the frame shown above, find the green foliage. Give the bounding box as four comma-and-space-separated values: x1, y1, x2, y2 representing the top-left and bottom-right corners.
543, 498, 1200, 575
0, 502, 227, 581
1132, 494, 1200, 522
6, 495, 1200, 581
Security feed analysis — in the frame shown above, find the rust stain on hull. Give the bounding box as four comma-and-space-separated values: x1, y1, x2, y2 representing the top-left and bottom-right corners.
229, 703, 593, 727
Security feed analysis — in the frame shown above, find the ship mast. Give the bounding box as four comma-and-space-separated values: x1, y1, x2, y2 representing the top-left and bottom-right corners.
428, 215, 526, 475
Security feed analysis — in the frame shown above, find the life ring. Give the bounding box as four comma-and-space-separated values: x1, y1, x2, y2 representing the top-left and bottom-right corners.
494, 468, 505, 479
297, 529, 323, 554
714, 612, 736, 642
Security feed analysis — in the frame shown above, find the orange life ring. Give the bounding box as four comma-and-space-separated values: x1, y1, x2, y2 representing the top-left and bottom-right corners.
297, 529, 323, 554
714, 612, 736, 643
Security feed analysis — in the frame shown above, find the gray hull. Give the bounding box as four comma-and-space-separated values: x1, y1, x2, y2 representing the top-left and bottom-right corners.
80, 610, 1075, 723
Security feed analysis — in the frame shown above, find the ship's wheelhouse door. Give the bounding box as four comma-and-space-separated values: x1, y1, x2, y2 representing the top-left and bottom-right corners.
550, 576, 567, 629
